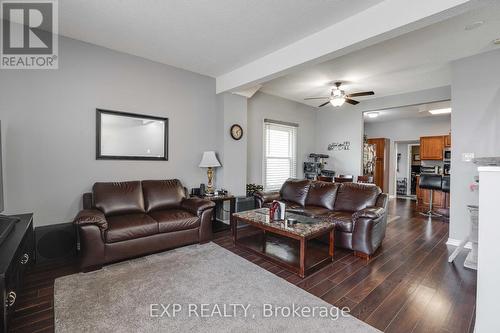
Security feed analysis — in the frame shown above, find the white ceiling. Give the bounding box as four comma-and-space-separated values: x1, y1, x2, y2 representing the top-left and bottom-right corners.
59, 0, 384, 77
260, 3, 500, 107
363, 100, 451, 123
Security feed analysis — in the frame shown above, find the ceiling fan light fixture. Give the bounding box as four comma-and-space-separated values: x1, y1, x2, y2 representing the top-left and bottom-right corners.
330, 97, 345, 107
305, 82, 373, 108
429, 108, 452, 115
366, 112, 379, 118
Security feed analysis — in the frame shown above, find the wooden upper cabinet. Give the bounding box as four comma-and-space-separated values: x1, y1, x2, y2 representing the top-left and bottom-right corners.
420, 135, 445, 160
444, 134, 451, 147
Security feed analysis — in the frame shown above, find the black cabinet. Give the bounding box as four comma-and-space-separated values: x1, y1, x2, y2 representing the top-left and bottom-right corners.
0, 214, 34, 333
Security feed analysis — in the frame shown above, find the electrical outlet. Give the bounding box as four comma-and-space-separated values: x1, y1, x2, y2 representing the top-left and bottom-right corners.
462, 152, 475, 162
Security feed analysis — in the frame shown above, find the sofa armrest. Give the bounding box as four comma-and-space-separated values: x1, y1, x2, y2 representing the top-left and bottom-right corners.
254, 191, 280, 203
181, 198, 215, 217
375, 193, 389, 210
352, 207, 386, 220
74, 209, 108, 230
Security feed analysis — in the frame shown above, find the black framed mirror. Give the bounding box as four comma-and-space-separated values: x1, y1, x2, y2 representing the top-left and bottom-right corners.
96, 109, 168, 160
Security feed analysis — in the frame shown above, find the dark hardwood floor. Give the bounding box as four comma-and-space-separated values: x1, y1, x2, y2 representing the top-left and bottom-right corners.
9, 198, 476, 333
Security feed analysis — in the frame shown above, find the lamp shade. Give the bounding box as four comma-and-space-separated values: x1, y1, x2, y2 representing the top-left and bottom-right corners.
330, 97, 345, 107
199, 151, 221, 168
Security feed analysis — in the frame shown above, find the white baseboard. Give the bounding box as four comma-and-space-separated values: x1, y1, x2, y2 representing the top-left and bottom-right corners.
446, 238, 473, 250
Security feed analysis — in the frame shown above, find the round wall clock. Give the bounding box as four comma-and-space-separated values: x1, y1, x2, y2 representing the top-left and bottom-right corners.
230, 124, 243, 140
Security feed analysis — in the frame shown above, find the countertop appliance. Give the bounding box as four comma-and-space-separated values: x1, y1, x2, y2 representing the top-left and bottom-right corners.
444, 148, 451, 162
421, 165, 440, 174
444, 163, 451, 175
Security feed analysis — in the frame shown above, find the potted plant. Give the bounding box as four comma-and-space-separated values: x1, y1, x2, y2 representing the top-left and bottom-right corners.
246, 184, 263, 197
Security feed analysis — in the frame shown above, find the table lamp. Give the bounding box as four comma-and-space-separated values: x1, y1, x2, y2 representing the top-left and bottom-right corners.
199, 151, 221, 195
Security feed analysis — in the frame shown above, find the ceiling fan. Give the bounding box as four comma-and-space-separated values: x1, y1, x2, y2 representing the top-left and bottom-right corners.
304, 82, 374, 107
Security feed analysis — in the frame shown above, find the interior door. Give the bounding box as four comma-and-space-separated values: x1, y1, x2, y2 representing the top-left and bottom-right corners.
367, 138, 390, 192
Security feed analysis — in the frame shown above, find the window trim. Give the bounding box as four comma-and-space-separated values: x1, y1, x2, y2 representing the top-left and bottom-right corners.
262, 120, 298, 191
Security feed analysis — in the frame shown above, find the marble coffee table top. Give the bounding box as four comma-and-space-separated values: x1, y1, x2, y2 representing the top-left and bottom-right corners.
233, 208, 333, 238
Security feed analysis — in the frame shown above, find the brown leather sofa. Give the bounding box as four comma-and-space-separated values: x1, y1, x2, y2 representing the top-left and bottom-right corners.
74, 179, 215, 271
254, 179, 388, 258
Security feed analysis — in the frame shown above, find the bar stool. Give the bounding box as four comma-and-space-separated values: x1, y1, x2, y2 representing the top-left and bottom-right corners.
441, 175, 450, 193
418, 173, 442, 217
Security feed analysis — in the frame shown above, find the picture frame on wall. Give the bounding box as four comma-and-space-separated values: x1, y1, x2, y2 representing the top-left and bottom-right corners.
96, 109, 169, 161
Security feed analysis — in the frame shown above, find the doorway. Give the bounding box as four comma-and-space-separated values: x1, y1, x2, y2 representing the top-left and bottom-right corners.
395, 141, 419, 199
363, 100, 451, 198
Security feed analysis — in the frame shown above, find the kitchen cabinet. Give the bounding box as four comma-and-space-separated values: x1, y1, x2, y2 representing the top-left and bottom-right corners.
420, 135, 445, 160
444, 134, 451, 147
367, 138, 390, 192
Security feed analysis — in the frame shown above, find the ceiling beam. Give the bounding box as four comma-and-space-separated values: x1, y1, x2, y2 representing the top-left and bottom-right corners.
216, 0, 473, 94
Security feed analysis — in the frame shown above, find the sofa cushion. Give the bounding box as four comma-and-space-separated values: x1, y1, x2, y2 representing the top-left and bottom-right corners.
94, 181, 145, 216
142, 179, 186, 212
262, 200, 302, 210
105, 214, 158, 243
322, 211, 354, 232
288, 205, 331, 218
305, 181, 340, 210
149, 209, 199, 233
280, 179, 311, 207
334, 183, 381, 212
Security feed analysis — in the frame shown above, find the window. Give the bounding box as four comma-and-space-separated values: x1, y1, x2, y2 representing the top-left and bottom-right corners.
263, 120, 297, 191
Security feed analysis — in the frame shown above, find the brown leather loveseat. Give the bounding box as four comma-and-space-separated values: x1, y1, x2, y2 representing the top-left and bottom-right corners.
254, 179, 388, 258
74, 179, 215, 271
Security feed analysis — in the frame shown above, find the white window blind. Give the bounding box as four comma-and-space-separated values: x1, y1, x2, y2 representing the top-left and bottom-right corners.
263, 120, 297, 191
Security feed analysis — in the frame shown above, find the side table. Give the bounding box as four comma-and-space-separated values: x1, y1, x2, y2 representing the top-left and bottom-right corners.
192, 194, 236, 232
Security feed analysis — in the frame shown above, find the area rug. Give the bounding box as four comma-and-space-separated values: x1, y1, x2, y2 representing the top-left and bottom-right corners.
55, 243, 380, 333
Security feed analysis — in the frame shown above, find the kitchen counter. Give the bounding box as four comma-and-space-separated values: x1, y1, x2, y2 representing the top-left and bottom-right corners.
473, 156, 500, 166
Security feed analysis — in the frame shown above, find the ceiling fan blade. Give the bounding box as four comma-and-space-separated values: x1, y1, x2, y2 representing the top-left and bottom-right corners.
346, 91, 374, 97
318, 101, 330, 107
304, 97, 329, 100
345, 98, 359, 105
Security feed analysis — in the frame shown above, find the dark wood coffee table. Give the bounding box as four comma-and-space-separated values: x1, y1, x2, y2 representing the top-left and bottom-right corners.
232, 208, 334, 278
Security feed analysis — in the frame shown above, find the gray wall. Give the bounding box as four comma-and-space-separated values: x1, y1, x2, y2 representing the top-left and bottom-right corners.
365, 116, 450, 195
0, 37, 217, 226
315, 107, 364, 176
0, 121, 3, 213
247, 92, 316, 185
216, 93, 248, 196
313, 87, 451, 182
450, 48, 500, 241
364, 116, 451, 141
395, 141, 419, 195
